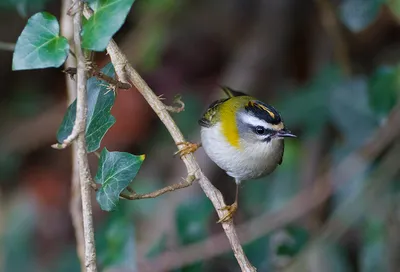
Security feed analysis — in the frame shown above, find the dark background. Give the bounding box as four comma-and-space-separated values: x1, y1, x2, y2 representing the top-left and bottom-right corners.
1, 0, 400, 271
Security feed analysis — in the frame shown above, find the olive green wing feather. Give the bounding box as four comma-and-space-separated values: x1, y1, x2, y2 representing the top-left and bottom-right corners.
199, 86, 248, 127
198, 98, 228, 127
219, 85, 248, 98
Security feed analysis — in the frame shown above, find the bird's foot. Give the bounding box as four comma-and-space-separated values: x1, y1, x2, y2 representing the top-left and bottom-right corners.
174, 142, 201, 157
217, 202, 238, 223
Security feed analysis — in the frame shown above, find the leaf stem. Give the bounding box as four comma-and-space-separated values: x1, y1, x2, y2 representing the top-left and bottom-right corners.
0, 41, 15, 51
64, 66, 132, 90
119, 175, 196, 200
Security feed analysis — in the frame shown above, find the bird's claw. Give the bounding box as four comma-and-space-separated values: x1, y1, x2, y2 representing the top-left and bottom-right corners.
174, 142, 201, 157
217, 202, 238, 223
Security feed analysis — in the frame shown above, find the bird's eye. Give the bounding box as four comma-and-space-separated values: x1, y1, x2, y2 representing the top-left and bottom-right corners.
255, 126, 265, 135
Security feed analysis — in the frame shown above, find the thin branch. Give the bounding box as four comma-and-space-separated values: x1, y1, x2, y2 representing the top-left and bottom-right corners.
0, 41, 15, 51
72, 1, 97, 271
119, 175, 196, 200
90, 175, 197, 201
165, 95, 185, 113
64, 66, 132, 90
83, 5, 256, 272
61, 0, 85, 269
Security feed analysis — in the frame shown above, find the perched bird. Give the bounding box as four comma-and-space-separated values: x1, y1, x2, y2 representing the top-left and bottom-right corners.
177, 86, 296, 222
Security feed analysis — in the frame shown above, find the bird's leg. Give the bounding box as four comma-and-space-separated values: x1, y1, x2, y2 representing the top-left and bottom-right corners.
174, 142, 202, 157
217, 183, 239, 223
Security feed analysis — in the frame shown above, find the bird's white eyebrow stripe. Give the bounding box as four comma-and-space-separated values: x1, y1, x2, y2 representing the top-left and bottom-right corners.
239, 114, 275, 129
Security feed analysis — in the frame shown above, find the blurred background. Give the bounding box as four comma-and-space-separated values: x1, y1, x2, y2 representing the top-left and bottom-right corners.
1, 0, 400, 271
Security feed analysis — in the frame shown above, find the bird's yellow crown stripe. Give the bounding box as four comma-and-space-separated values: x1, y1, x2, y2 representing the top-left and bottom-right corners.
248, 101, 275, 119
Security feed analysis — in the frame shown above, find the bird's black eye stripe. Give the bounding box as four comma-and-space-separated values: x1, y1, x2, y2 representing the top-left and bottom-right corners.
254, 126, 274, 135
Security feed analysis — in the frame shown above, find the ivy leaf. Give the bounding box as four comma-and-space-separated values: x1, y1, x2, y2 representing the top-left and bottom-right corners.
368, 66, 399, 116
329, 76, 379, 149
339, 0, 383, 33
387, 0, 400, 19
360, 217, 386, 272
96, 204, 137, 270
56, 63, 116, 152
95, 148, 145, 211
176, 197, 213, 245
175, 196, 213, 271
12, 12, 69, 70
82, 0, 135, 51
275, 226, 309, 257
242, 236, 270, 270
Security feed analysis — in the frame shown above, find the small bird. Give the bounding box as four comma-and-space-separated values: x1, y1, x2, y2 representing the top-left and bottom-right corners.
177, 86, 295, 223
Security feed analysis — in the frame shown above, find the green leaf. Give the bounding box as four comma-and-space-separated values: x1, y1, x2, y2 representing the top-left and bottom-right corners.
339, 0, 383, 33
278, 64, 343, 135
82, 0, 135, 51
96, 204, 137, 269
242, 235, 270, 270
146, 234, 167, 258
175, 197, 213, 245
387, 0, 400, 19
368, 66, 399, 116
103, 217, 136, 269
3, 196, 38, 271
176, 197, 213, 245
12, 12, 69, 70
56, 63, 116, 152
275, 226, 309, 257
360, 217, 386, 272
95, 148, 145, 211
329, 76, 379, 149
175, 196, 213, 271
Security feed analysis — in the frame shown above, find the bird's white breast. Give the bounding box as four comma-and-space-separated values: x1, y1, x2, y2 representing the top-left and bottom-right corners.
201, 123, 283, 183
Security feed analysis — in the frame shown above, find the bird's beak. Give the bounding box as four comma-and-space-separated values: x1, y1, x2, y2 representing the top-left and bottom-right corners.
276, 128, 296, 138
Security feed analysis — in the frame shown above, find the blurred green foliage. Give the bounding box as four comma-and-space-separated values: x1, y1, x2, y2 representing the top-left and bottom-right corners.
96, 203, 137, 270
339, 0, 384, 32
275, 226, 309, 258
175, 197, 213, 271
368, 65, 400, 117
2, 197, 37, 271
0, 0, 53, 17
278, 65, 343, 135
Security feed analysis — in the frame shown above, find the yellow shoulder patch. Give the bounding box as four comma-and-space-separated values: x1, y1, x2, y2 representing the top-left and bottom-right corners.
220, 101, 240, 149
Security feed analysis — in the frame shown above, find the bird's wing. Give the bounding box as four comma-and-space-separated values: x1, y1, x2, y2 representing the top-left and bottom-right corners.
198, 98, 228, 128
219, 85, 248, 98
278, 141, 284, 165
199, 86, 247, 127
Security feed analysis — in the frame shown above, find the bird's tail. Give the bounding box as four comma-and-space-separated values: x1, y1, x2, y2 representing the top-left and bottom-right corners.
218, 85, 248, 98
